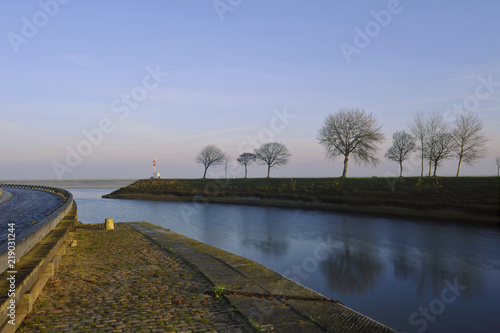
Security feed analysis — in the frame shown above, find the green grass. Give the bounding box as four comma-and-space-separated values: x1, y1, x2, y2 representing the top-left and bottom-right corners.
213, 285, 225, 299
103, 177, 499, 223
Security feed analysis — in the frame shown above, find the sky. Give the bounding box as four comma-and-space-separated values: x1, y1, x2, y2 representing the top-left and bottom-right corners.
1, 0, 499, 180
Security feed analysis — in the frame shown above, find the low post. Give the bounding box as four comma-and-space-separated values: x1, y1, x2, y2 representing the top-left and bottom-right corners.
105, 218, 114, 230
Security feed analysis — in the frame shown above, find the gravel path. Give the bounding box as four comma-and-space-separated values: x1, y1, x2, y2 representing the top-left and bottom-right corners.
17, 223, 254, 333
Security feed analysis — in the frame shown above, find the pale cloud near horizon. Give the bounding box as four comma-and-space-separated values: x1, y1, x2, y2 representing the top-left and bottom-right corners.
162, 126, 257, 143
115, 120, 257, 143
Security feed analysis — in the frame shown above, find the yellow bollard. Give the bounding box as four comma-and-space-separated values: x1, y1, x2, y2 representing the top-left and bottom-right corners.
105, 218, 114, 230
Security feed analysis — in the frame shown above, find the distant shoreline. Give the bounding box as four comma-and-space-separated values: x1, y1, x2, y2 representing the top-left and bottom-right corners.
0, 179, 136, 189
104, 192, 499, 226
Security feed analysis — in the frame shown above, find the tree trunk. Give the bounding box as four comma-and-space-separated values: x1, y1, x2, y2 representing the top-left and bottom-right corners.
456, 156, 463, 177
456, 148, 464, 177
203, 167, 208, 179
420, 152, 424, 177
341, 155, 349, 178
428, 159, 432, 177
244, 164, 248, 178
399, 163, 403, 177
267, 165, 271, 178
433, 161, 438, 177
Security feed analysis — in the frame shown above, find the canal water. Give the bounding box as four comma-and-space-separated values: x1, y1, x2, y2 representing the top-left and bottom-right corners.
0, 187, 64, 248
70, 188, 500, 333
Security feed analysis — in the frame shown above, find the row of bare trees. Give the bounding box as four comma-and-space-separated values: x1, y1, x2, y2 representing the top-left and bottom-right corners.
401, 110, 488, 177
195, 142, 291, 178
195, 108, 490, 179
317, 108, 489, 177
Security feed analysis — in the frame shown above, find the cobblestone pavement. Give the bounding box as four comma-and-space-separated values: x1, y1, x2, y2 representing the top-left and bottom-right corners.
17, 223, 254, 333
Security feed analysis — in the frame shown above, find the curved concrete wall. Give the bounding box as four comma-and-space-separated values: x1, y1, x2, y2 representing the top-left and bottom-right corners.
0, 184, 74, 274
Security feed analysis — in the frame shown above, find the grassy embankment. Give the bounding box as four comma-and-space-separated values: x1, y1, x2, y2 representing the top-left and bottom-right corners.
103, 177, 500, 225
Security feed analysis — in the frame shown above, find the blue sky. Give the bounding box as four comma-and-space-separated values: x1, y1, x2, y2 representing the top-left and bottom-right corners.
1, 0, 499, 180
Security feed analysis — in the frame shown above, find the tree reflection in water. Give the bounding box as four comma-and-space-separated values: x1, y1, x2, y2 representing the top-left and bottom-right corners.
321, 217, 383, 295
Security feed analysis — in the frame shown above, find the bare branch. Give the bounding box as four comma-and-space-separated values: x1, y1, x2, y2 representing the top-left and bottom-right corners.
195, 144, 228, 178
237, 153, 257, 178
237, 153, 257, 166
408, 111, 427, 177
451, 111, 489, 176
385, 131, 416, 177
254, 142, 291, 178
428, 132, 455, 176
317, 108, 384, 177
422, 112, 451, 176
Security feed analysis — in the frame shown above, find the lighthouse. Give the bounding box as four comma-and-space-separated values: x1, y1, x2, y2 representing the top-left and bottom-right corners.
153, 157, 160, 179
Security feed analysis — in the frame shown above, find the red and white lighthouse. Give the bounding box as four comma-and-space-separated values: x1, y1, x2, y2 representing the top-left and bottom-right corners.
153, 157, 160, 179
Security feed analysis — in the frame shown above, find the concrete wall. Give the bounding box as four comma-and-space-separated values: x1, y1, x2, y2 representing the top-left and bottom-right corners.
0, 200, 77, 333
0, 189, 11, 205
0, 184, 74, 274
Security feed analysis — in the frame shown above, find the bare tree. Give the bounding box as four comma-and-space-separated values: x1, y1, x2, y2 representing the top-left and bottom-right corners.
237, 153, 256, 179
423, 112, 449, 176
451, 111, 489, 177
254, 142, 291, 178
408, 111, 427, 177
496, 157, 500, 177
224, 155, 231, 179
385, 131, 416, 177
195, 144, 228, 179
317, 108, 384, 178
427, 132, 455, 177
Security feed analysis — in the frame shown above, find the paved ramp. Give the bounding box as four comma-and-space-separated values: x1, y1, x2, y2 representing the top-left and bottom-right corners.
130, 222, 396, 333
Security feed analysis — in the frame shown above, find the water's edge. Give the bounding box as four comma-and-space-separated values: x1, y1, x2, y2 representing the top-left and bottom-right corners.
104, 193, 499, 226
130, 221, 397, 332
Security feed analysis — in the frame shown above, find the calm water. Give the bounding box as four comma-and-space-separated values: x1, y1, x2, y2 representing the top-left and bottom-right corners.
0, 187, 64, 248
70, 188, 500, 333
